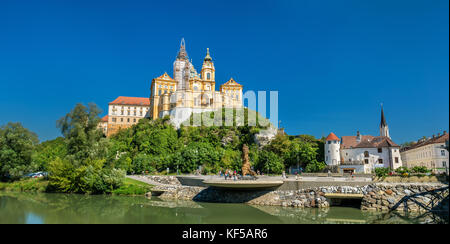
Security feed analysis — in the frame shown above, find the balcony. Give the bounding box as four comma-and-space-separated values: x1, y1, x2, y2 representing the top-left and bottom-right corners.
340, 160, 365, 165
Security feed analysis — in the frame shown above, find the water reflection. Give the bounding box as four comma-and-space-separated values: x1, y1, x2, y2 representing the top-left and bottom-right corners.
25, 213, 44, 224
0, 192, 446, 224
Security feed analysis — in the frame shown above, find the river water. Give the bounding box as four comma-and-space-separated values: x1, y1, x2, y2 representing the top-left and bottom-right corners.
0, 192, 446, 224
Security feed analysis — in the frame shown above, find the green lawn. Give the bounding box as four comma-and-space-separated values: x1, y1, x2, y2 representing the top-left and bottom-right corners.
111, 177, 153, 195
0, 178, 48, 193
0, 177, 154, 196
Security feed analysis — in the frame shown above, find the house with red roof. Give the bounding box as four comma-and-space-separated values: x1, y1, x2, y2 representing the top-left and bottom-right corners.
400, 132, 449, 173
325, 106, 402, 174
99, 96, 150, 137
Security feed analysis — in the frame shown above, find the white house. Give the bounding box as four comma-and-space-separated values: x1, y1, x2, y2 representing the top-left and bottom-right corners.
400, 131, 449, 174
325, 106, 402, 174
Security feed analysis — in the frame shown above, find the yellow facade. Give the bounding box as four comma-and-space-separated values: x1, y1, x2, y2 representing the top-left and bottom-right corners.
149, 42, 243, 120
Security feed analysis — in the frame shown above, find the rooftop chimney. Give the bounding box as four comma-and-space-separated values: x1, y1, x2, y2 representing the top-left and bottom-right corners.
356, 131, 361, 142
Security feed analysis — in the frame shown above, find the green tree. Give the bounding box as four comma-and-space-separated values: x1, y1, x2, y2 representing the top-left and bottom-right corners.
0, 122, 39, 181
57, 103, 107, 164
305, 160, 326, 173
32, 137, 67, 171
48, 103, 124, 194
172, 142, 223, 173
254, 150, 284, 174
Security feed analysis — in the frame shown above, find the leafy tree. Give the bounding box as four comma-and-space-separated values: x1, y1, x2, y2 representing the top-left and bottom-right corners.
305, 160, 326, 173
264, 133, 292, 160
32, 137, 67, 171
0, 122, 39, 181
48, 103, 124, 194
172, 142, 223, 173
132, 153, 156, 174
220, 148, 242, 171
56, 103, 107, 164
254, 150, 284, 174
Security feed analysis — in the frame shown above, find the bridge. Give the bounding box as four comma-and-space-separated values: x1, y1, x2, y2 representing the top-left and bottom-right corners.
388, 186, 449, 224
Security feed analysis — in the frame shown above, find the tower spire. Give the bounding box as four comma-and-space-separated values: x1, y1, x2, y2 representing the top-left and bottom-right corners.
380, 103, 387, 127
380, 103, 390, 138
176, 38, 188, 60
204, 48, 212, 61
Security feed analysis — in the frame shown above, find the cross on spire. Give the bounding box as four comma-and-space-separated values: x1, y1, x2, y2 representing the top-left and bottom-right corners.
177, 38, 188, 60
204, 47, 212, 61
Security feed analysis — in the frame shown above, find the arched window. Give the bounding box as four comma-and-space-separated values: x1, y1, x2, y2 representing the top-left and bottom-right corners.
364, 151, 369, 158
207, 73, 211, 80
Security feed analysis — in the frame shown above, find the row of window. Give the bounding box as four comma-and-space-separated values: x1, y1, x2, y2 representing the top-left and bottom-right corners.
193, 85, 211, 91
112, 106, 147, 110
350, 157, 399, 164
407, 149, 447, 160
158, 89, 175, 95
159, 85, 174, 89
115, 111, 145, 116
111, 117, 138, 123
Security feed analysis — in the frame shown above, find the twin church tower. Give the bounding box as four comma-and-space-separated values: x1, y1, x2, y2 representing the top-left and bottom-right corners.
149, 38, 244, 126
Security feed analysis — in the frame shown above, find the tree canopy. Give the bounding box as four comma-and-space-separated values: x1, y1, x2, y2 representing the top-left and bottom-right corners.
0, 122, 39, 181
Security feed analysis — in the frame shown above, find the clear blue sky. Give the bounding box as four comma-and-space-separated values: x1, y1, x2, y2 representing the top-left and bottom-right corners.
0, 0, 448, 143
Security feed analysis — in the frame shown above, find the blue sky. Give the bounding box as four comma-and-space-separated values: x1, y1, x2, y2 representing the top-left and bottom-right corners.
0, 0, 448, 143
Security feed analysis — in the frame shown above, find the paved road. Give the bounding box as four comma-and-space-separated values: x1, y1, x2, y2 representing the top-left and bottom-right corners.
128, 174, 372, 185
126, 175, 168, 186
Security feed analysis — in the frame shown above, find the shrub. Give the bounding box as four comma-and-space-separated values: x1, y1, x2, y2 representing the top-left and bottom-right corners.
411, 166, 430, 174
305, 160, 326, 173
47, 157, 125, 194
395, 166, 410, 175
132, 153, 156, 174
375, 167, 390, 177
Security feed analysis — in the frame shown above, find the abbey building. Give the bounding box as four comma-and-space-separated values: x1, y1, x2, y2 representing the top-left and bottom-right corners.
149, 39, 243, 126
99, 39, 244, 136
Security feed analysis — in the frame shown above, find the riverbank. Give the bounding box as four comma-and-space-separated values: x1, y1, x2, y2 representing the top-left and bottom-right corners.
0, 177, 153, 196
135, 175, 448, 213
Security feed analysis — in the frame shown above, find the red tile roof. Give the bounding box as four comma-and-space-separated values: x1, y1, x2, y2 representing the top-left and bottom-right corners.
109, 96, 150, 106
100, 115, 108, 122
401, 133, 449, 152
341, 135, 375, 149
341, 135, 399, 149
326, 132, 340, 141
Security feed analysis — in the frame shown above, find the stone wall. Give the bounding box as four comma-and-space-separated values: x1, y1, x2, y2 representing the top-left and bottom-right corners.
360, 183, 448, 212
153, 182, 448, 212
143, 175, 181, 185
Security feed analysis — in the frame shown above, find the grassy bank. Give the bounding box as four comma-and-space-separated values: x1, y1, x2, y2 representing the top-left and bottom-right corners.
111, 178, 153, 195
0, 178, 49, 192
0, 177, 153, 195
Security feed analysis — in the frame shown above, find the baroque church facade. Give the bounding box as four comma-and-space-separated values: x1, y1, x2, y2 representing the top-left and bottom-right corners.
149, 39, 243, 126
